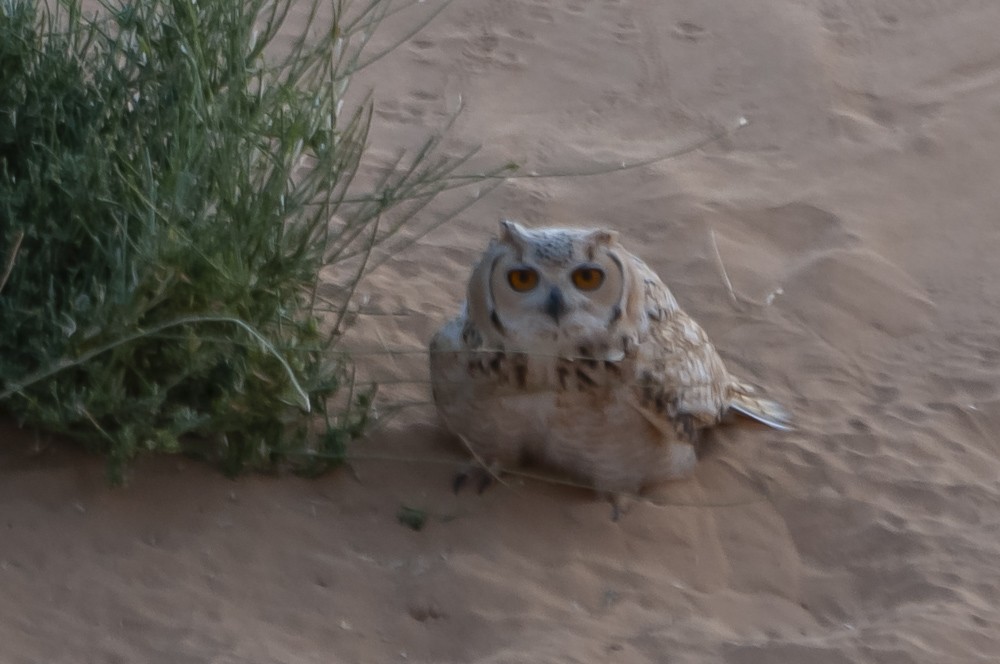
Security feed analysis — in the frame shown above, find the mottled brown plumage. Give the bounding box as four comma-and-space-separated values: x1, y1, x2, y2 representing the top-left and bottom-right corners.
430, 221, 789, 496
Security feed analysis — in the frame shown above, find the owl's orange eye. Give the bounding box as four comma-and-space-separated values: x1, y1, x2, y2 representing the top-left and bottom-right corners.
571, 266, 605, 291
507, 268, 539, 292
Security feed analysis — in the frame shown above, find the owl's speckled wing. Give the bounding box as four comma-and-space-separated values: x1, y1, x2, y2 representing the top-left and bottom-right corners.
627, 257, 733, 438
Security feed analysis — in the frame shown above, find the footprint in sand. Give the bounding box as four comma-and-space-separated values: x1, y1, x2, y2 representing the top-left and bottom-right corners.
672, 21, 708, 42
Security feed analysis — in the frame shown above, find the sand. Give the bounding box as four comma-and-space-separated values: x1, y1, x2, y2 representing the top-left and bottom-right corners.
4, 0, 1000, 661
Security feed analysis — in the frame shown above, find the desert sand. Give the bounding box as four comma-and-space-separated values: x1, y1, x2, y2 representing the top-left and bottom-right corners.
4, 0, 1000, 661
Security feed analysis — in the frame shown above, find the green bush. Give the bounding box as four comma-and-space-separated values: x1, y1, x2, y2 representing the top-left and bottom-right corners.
0, 0, 503, 482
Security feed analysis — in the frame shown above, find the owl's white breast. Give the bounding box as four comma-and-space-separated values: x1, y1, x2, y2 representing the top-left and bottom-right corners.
430, 315, 697, 492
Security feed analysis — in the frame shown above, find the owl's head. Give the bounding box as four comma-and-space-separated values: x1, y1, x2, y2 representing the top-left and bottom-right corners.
466, 220, 647, 356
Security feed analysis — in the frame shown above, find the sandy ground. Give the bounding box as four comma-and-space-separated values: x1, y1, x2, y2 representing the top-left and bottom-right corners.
5, 0, 1000, 661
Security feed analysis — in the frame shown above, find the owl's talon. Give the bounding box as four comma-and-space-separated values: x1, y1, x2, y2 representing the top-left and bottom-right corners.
608, 492, 633, 521
453, 465, 499, 495
476, 472, 495, 494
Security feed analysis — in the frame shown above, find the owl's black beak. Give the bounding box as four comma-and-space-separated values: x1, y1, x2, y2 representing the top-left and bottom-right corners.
544, 287, 567, 323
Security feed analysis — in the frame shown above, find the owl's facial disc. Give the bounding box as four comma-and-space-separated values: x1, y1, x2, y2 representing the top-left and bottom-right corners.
480, 225, 628, 352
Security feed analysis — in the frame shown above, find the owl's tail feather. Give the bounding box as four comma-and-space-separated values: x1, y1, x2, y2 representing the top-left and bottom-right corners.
727, 382, 793, 431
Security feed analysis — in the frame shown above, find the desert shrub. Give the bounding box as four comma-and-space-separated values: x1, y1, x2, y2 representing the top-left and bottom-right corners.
0, 0, 502, 482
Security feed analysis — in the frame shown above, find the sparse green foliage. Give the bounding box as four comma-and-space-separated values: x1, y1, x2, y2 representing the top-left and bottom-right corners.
0, 0, 504, 482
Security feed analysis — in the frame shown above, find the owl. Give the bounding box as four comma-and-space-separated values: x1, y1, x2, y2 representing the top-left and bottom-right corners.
429, 220, 789, 502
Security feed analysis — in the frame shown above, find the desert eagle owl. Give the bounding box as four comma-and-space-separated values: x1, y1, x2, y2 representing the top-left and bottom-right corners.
429, 220, 789, 497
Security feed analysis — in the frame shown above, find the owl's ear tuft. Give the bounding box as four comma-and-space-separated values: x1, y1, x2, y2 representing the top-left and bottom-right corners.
585, 228, 619, 247
499, 219, 531, 251
583, 228, 619, 261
